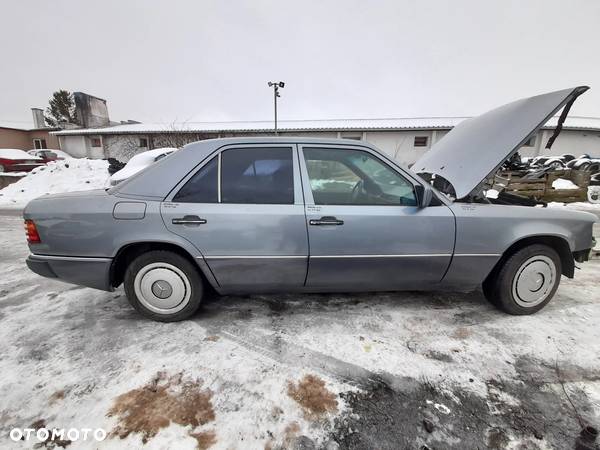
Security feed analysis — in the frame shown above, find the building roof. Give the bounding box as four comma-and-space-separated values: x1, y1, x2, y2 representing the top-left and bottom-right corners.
51, 116, 600, 136
0, 120, 58, 132
0, 120, 35, 131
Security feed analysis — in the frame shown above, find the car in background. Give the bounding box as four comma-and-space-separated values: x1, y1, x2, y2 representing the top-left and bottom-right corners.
106, 148, 177, 187
27, 149, 71, 162
27, 150, 59, 164
0, 149, 45, 173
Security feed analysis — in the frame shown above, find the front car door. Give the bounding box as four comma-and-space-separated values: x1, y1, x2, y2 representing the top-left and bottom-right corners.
299, 144, 455, 290
161, 144, 308, 292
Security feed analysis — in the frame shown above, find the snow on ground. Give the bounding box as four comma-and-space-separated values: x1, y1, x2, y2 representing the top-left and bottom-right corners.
552, 178, 579, 190
0, 159, 108, 209
0, 212, 599, 449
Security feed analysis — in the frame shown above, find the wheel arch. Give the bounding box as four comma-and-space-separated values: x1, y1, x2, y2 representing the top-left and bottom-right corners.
109, 241, 219, 291
485, 234, 574, 286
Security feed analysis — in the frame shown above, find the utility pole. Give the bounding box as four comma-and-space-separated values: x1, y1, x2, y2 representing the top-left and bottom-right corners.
267, 81, 285, 135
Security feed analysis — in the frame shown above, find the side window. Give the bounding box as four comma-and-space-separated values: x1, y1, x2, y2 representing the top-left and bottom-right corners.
221, 147, 293, 204
173, 156, 218, 203
303, 148, 417, 206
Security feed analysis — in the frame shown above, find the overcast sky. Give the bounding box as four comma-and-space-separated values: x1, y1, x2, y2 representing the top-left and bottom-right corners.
2, 0, 600, 126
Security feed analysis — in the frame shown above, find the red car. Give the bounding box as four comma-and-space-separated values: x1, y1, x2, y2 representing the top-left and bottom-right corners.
0, 149, 45, 173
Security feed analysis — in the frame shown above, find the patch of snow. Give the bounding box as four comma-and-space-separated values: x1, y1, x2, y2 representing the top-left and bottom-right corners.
548, 201, 600, 210
0, 149, 42, 160
552, 178, 578, 190
426, 400, 451, 415
0, 159, 108, 209
485, 188, 499, 199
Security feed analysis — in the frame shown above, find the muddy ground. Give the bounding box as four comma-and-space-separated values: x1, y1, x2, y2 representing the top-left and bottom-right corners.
0, 212, 599, 449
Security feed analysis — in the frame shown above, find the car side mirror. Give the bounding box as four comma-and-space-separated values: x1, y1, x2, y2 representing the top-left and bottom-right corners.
415, 184, 433, 208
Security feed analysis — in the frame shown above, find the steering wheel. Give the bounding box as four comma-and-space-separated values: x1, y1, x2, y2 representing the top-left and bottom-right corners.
350, 180, 365, 203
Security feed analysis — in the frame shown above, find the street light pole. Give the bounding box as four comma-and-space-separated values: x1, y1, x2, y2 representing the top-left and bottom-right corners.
268, 81, 285, 135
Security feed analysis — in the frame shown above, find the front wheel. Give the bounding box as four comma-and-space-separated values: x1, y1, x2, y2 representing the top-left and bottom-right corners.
483, 244, 561, 315
124, 250, 204, 322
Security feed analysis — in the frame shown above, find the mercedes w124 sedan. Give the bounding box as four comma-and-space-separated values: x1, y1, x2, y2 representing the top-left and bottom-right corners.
24, 87, 596, 321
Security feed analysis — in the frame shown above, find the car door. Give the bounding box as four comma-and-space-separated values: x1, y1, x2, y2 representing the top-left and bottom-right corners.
299, 144, 455, 290
161, 144, 308, 292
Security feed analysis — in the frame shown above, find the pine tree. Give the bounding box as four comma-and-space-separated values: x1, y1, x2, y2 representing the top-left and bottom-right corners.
44, 90, 78, 127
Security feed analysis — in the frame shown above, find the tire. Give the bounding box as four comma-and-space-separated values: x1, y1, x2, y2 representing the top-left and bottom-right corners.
483, 244, 561, 315
0, 164, 5, 173
124, 250, 204, 322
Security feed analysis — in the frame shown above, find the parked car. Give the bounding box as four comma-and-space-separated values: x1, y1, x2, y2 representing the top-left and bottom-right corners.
0, 149, 45, 173
27, 150, 59, 163
24, 86, 596, 322
27, 149, 71, 162
106, 148, 178, 187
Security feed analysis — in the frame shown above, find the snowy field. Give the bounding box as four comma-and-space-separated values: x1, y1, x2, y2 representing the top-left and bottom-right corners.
1, 212, 600, 449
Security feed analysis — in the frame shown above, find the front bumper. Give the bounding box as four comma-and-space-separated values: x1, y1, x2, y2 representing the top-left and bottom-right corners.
26, 254, 114, 291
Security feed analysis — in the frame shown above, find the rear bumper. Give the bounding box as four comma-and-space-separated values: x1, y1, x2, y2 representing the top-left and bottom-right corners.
26, 254, 114, 291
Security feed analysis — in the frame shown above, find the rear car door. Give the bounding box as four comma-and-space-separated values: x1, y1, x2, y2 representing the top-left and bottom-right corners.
161, 144, 308, 291
299, 144, 455, 290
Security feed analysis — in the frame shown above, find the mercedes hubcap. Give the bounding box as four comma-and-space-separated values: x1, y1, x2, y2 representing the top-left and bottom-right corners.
134, 262, 191, 314
512, 255, 556, 307
151, 280, 173, 299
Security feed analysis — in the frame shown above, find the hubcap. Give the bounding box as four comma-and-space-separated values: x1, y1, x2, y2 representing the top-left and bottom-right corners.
134, 262, 191, 314
512, 255, 556, 307
151, 280, 173, 299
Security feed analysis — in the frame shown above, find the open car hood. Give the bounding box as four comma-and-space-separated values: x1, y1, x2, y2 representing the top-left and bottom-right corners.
413, 86, 589, 199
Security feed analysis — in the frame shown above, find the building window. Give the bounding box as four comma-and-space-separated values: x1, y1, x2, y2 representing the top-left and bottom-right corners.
523, 135, 536, 147
340, 132, 362, 141
33, 138, 47, 149
414, 136, 428, 147
91, 137, 102, 147
139, 138, 148, 148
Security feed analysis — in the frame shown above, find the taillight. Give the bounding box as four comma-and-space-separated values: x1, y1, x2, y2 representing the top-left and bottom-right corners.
24, 219, 41, 244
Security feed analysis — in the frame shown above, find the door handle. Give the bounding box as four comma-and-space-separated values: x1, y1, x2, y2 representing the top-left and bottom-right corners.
309, 216, 344, 226
172, 215, 207, 225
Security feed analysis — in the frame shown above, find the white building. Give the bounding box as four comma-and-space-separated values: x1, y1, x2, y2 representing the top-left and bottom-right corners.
52, 116, 600, 164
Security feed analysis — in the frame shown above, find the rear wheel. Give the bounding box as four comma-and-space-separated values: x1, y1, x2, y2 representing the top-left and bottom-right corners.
124, 250, 203, 322
483, 244, 561, 315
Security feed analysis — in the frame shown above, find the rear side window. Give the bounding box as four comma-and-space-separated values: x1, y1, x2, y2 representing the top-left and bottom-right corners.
173, 156, 218, 203
221, 147, 293, 204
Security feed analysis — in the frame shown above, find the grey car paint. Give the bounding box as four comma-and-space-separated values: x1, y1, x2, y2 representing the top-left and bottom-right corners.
415, 86, 589, 199
161, 143, 308, 291
23, 89, 597, 298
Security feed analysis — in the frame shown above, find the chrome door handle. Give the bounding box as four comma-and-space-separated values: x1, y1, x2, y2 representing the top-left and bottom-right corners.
309, 216, 344, 226
172, 215, 207, 225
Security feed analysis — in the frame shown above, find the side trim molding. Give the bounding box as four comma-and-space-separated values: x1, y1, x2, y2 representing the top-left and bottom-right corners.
200, 253, 500, 259
32, 254, 113, 262
201, 255, 307, 259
